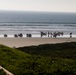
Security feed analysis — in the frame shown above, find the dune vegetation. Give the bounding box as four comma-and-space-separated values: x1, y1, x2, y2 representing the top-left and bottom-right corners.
0, 42, 76, 75
0, 69, 7, 75
17, 42, 76, 59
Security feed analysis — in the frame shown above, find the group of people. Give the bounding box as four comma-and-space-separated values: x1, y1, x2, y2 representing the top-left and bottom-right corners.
40, 31, 72, 38
4, 33, 32, 38
4, 33, 23, 38
40, 31, 64, 38
3, 32, 73, 38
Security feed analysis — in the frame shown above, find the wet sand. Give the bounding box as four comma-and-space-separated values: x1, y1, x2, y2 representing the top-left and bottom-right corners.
0, 38, 76, 48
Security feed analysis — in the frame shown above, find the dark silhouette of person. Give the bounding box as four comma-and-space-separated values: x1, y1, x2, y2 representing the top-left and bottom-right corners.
70, 32, 72, 38
4, 34, 7, 37
14, 34, 18, 37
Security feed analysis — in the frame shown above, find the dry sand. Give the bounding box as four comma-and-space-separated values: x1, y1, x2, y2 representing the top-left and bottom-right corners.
0, 38, 76, 48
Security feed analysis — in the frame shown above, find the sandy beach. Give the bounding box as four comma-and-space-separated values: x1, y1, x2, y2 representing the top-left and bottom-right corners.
0, 38, 76, 48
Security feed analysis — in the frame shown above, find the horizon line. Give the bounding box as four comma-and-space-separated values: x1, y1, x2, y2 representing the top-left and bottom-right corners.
0, 9, 76, 13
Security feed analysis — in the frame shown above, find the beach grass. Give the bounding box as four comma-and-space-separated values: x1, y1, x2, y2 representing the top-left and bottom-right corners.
0, 42, 76, 74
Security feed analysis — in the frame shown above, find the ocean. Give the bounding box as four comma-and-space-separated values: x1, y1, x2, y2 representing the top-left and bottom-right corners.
0, 11, 76, 38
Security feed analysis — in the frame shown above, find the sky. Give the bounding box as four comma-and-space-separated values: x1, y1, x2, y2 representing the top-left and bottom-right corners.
0, 0, 76, 12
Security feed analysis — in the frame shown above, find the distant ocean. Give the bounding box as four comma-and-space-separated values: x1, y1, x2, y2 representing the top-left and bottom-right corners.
0, 11, 76, 37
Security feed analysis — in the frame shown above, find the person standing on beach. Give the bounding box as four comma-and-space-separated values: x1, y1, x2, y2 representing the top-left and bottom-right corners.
48, 32, 50, 37
70, 32, 72, 38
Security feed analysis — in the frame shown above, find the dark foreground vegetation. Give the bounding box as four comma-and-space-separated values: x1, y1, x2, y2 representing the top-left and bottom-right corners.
0, 69, 7, 75
17, 42, 76, 59
0, 42, 76, 75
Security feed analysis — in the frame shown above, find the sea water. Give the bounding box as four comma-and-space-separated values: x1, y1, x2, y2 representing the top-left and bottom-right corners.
0, 11, 76, 38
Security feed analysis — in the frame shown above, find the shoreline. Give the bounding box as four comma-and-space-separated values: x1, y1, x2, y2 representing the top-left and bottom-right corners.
0, 38, 76, 48
0, 34, 76, 38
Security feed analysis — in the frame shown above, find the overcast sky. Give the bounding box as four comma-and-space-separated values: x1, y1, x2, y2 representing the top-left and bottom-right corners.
0, 0, 76, 12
